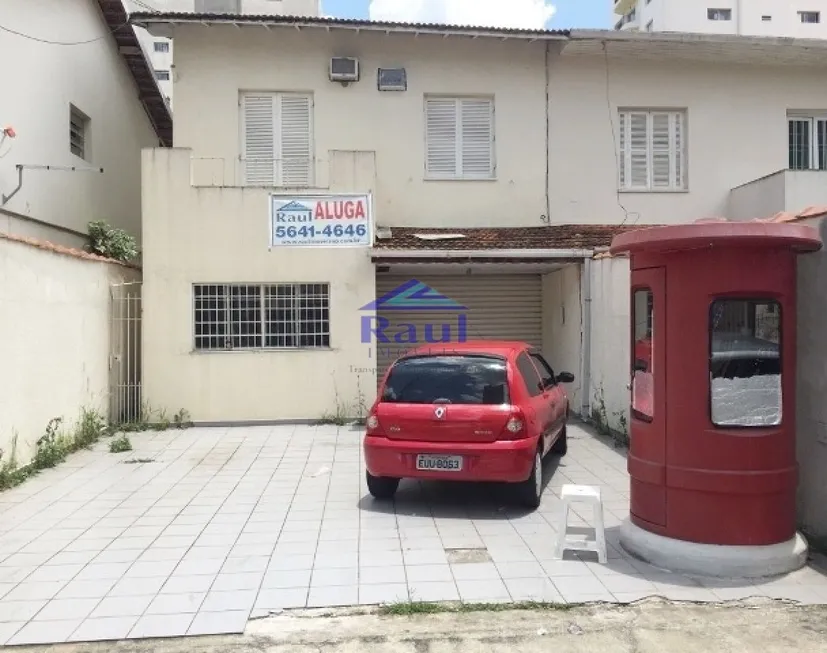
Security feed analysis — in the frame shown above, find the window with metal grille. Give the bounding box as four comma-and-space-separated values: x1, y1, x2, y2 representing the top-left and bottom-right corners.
241, 92, 314, 187
707, 8, 732, 20
193, 283, 330, 350
69, 104, 89, 161
154, 41, 170, 53
618, 110, 686, 191
155, 70, 170, 81
799, 11, 820, 23
425, 96, 495, 180
788, 115, 827, 170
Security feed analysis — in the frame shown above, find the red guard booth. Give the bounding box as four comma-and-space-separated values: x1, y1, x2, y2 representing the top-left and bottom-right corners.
610, 220, 821, 577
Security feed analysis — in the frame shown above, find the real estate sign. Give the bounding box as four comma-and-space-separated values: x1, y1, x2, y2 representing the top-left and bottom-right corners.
269, 194, 372, 247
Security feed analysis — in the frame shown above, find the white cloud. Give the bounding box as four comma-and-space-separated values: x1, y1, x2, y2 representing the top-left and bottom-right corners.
368, 0, 556, 30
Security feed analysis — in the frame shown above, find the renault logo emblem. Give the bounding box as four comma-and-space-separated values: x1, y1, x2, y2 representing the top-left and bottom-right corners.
434, 406, 446, 420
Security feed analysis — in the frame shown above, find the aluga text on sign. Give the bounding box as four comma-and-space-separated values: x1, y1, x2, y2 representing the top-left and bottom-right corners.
269, 194, 372, 247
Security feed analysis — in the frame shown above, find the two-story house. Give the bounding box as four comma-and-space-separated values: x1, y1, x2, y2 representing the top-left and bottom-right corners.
130, 13, 827, 432
0, 0, 171, 466
1, 0, 171, 248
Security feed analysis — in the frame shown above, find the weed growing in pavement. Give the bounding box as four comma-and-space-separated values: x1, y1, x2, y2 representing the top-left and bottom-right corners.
0, 433, 29, 491
379, 601, 580, 617
0, 403, 190, 493
318, 373, 370, 426
109, 435, 133, 453
117, 404, 193, 433
32, 418, 68, 469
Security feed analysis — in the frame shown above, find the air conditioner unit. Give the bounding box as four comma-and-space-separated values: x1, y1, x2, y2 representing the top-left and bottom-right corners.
330, 57, 360, 83
377, 68, 407, 91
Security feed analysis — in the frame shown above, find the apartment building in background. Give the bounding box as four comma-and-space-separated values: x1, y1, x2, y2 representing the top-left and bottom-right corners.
128, 0, 321, 108
615, 0, 827, 37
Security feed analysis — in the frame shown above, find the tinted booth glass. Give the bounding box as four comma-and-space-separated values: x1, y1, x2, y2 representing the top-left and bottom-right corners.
632, 289, 654, 421
709, 299, 782, 427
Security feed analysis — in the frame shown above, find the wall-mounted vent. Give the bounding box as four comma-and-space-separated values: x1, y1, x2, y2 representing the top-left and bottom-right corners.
378, 68, 407, 91
330, 57, 360, 83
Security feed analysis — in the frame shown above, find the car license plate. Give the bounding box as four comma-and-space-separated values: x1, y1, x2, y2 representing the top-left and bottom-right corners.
416, 454, 463, 472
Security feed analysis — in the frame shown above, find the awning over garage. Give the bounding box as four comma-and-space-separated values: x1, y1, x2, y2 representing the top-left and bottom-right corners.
371, 225, 641, 263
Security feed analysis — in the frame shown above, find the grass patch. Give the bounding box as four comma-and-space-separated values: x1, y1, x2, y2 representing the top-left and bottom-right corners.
109, 435, 133, 453
378, 601, 579, 617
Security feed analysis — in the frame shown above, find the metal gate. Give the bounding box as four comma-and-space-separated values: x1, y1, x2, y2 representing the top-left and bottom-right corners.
109, 282, 142, 424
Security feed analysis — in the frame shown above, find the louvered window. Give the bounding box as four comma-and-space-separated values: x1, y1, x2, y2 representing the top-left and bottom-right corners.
619, 110, 686, 191
425, 97, 494, 179
241, 92, 314, 187
788, 115, 827, 171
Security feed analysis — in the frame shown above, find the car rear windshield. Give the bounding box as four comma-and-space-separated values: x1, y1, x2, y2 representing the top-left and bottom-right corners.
381, 355, 510, 405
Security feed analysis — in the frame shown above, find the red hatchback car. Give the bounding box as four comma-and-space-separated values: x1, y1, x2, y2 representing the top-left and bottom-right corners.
363, 341, 574, 508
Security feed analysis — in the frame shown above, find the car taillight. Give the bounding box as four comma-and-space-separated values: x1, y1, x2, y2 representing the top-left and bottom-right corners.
499, 407, 529, 440
506, 416, 524, 433
366, 414, 380, 431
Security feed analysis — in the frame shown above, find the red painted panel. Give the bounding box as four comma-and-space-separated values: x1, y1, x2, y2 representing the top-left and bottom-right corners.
628, 267, 666, 528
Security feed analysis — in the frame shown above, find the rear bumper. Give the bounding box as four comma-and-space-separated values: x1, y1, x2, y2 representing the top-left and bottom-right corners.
364, 435, 537, 483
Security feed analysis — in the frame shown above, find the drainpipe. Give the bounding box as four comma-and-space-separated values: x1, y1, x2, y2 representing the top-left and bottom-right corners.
580, 256, 593, 419
736, 0, 743, 35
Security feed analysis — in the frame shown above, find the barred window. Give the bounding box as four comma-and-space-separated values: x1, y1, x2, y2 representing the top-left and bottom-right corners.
194, 283, 330, 350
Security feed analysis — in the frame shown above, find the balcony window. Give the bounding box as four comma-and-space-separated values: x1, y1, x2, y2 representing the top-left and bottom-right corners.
788, 115, 827, 170
707, 8, 732, 21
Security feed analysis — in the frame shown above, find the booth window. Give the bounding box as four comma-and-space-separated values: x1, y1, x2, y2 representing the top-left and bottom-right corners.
632, 288, 654, 421
710, 299, 781, 427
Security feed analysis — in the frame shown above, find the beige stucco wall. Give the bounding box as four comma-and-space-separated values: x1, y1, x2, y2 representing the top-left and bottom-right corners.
0, 238, 138, 467
542, 265, 584, 413
142, 148, 376, 423
548, 54, 827, 224
170, 25, 549, 229
588, 256, 631, 432
795, 216, 827, 544
729, 170, 827, 221
0, 0, 158, 240
166, 22, 827, 231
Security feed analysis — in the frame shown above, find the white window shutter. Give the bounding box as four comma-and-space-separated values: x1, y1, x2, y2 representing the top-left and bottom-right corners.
459, 99, 493, 178
619, 113, 627, 187
629, 112, 649, 189
426, 98, 459, 177
242, 95, 275, 185
651, 112, 672, 188
279, 94, 313, 186
673, 112, 684, 188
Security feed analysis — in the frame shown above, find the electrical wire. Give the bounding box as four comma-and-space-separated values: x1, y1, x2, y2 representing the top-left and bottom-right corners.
603, 41, 640, 226
0, 19, 132, 46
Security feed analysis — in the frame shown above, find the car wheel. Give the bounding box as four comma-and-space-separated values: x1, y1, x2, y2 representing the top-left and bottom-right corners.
366, 471, 399, 500
551, 424, 568, 456
516, 447, 543, 509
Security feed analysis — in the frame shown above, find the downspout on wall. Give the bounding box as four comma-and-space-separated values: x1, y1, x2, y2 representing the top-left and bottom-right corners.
580, 255, 593, 418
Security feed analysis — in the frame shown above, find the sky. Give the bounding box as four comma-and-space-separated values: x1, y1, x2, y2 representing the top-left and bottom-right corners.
319, 0, 612, 30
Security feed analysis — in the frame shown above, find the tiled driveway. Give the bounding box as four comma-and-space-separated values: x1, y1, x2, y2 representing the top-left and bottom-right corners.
0, 422, 826, 645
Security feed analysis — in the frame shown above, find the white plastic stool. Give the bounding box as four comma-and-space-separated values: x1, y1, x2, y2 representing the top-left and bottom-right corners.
554, 484, 607, 563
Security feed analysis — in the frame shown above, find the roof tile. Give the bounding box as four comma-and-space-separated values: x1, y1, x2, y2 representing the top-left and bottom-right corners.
373, 225, 647, 251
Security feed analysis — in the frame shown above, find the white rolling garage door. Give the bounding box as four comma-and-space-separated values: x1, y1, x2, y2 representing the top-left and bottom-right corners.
375, 274, 543, 382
